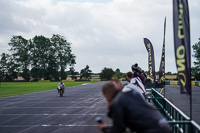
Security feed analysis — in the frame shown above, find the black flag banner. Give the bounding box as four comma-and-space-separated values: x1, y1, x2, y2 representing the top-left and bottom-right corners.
173, 0, 191, 95
158, 17, 166, 84
144, 38, 155, 83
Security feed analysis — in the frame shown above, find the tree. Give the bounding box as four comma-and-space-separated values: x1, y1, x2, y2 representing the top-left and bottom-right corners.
8, 36, 30, 81
68, 66, 76, 80
166, 72, 172, 75
2, 34, 76, 81
192, 38, 200, 80
191, 67, 200, 80
30, 35, 51, 79
0, 53, 19, 81
47, 41, 60, 80
47, 56, 60, 80
100, 67, 114, 80
114, 68, 122, 79
0, 53, 7, 81
20, 68, 30, 81
155, 71, 159, 75
80, 65, 92, 79
51, 34, 76, 80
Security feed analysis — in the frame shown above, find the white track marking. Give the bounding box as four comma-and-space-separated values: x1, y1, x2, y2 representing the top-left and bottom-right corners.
82, 83, 91, 85
0, 114, 106, 116
0, 124, 112, 127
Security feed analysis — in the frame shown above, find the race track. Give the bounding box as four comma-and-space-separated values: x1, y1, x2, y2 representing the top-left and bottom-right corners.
164, 85, 200, 125
0, 82, 111, 133
1, 82, 200, 133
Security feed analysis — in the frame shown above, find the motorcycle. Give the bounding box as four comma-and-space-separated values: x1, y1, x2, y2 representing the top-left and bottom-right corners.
57, 85, 65, 97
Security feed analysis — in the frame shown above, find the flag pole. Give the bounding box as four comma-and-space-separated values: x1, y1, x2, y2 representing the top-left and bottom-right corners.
158, 17, 166, 97
190, 83, 192, 120
173, 0, 192, 120
189, 26, 192, 121
163, 17, 166, 97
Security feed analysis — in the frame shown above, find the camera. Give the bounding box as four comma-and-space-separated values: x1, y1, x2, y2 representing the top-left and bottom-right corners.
95, 117, 103, 124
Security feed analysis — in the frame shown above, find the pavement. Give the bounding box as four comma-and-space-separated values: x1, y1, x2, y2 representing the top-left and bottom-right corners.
0, 82, 111, 133
164, 85, 200, 125
0, 82, 200, 133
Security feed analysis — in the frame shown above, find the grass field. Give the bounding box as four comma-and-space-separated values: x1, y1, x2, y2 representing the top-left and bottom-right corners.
0, 81, 97, 98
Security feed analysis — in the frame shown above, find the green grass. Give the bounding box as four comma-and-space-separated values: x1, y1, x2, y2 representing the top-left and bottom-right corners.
0, 81, 97, 98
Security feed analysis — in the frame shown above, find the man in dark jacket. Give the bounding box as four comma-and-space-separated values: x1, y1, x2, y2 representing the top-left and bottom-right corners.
97, 82, 171, 133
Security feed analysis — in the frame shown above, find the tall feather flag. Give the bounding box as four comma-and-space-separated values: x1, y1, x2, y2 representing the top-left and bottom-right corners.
158, 17, 166, 84
173, 0, 191, 95
144, 38, 156, 83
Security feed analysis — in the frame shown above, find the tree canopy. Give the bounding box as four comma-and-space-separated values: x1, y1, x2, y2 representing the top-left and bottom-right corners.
0, 53, 19, 81
114, 68, 123, 79
192, 38, 200, 80
0, 34, 76, 81
80, 65, 92, 79
100, 67, 114, 80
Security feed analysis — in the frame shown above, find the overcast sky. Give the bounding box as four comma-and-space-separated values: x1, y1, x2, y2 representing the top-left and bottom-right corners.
0, 0, 199, 73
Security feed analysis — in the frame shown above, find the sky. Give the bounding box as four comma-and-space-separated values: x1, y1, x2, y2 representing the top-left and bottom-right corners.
0, 0, 200, 73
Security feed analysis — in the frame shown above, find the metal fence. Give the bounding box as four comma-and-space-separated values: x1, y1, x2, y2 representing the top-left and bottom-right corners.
148, 88, 200, 133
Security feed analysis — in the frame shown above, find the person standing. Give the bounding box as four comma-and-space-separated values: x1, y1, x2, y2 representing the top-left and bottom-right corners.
123, 72, 146, 98
132, 63, 147, 86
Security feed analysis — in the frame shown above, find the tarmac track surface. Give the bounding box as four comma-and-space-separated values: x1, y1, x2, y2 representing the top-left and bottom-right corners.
0, 82, 111, 133
164, 85, 200, 125
1, 82, 200, 133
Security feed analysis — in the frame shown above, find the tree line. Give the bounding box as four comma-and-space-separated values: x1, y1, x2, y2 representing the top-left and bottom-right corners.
192, 38, 200, 80
0, 34, 76, 81
1, 36, 199, 81
73, 66, 124, 81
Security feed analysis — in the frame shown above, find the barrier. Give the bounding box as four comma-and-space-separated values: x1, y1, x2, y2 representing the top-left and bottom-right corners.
192, 81, 195, 86
90, 79, 100, 82
170, 81, 178, 85
100, 79, 107, 81
75, 79, 90, 81
164, 80, 199, 86
148, 88, 200, 133
38, 80, 50, 82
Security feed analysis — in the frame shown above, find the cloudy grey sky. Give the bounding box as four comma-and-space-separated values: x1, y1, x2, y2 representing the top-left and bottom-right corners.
0, 0, 200, 73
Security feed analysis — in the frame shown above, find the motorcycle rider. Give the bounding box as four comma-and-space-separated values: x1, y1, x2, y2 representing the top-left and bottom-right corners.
57, 80, 65, 94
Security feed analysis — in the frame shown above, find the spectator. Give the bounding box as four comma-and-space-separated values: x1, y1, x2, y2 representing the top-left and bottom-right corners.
132, 63, 141, 79
110, 79, 123, 91
97, 82, 171, 133
111, 77, 146, 99
130, 72, 146, 93
123, 72, 146, 98
132, 63, 146, 86
141, 70, 147, 86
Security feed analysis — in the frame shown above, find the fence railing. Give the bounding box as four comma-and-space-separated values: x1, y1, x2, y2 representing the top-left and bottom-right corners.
148, 88, 200, 133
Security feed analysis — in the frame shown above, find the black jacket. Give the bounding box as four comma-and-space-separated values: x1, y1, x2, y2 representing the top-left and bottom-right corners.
102, 91, 170, 133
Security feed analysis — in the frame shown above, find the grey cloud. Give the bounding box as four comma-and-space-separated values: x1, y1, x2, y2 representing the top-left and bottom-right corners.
0, 0, 200, 73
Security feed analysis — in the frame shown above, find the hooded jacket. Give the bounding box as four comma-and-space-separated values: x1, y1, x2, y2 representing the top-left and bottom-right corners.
102, 91, 170, 133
